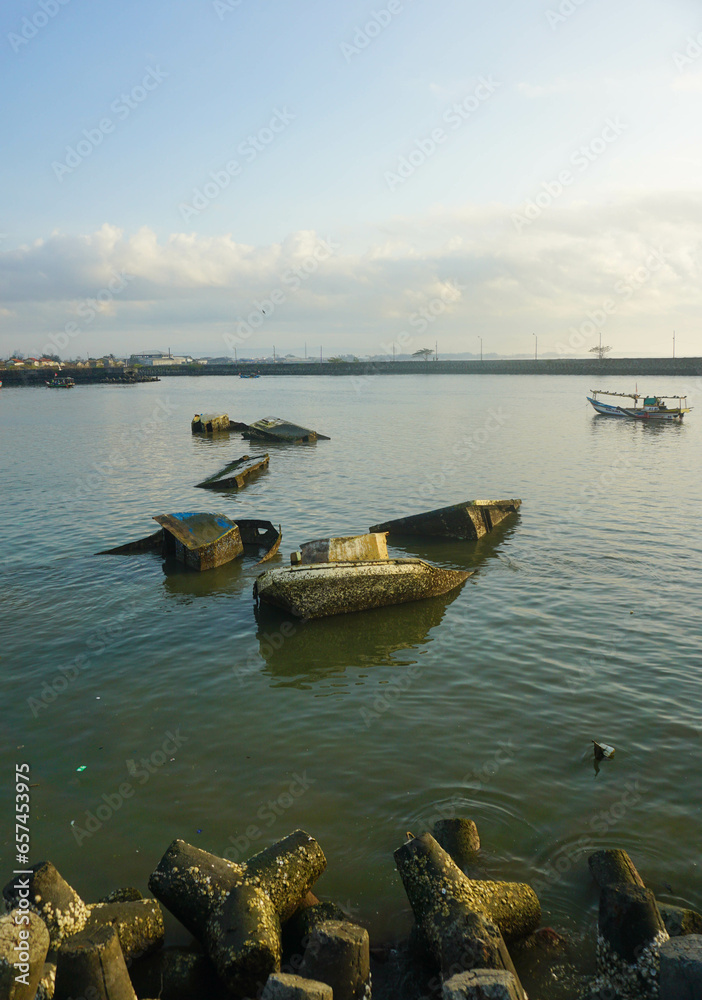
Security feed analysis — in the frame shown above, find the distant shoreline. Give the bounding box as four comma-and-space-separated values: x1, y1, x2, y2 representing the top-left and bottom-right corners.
2, 356, 701, 385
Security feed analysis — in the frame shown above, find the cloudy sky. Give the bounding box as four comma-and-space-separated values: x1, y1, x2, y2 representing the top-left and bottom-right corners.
1, 0, 701, 359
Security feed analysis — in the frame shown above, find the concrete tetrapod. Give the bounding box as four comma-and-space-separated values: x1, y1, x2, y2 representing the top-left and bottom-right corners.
53, 924, 137, 1000
298, 920, 371, 1000
2, 861, 89, 947
442, 968, 524, 999
394, 833, 540, 943
149, 830, 327, 997
432, 819, 481, 872
0, 910, 50, 1000
394, 835, 530, 994
595, 883, 669, 999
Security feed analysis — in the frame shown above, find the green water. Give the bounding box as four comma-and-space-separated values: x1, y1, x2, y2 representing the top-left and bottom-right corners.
1, 374, 701, 997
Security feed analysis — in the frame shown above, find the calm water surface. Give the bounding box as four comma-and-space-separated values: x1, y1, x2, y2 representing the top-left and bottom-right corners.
1, 374, 700, 997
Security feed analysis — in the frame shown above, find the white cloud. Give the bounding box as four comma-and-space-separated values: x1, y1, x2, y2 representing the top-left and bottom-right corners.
1, 194, 701, 359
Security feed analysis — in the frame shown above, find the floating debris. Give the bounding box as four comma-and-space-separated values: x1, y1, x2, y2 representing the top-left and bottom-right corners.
593, 741, 616, 760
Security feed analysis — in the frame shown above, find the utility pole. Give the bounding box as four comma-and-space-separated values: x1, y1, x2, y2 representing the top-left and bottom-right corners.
435, 340, 438, 361
478, 336, 483, 362
392, 344, 395, 362
533, 333, 537, 360
304, 342, 307, 359
673, 330, 676, 358
273, 345, 276, 361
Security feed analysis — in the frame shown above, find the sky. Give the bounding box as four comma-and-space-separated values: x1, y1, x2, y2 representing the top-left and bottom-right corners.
1, 0, 701, 360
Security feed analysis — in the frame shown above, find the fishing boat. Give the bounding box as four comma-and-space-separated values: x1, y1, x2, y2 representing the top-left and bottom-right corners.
195, 453, 270, 490
254, 558, 472, 619
370, 499, 522, 540
587, 390, 692, 421
46, 376, 75, 388
239, 372, 260, 379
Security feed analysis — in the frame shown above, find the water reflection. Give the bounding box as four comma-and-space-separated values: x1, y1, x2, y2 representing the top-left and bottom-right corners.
386, 517, 520, 570
160, 553, 257, 600
253, 588, 464, 686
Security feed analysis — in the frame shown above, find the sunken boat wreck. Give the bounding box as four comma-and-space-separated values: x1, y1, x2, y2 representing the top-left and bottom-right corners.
371, 499, 522, 540
195, 454, 270, 491
99, 513, 281, 570
254, 532, 471, 619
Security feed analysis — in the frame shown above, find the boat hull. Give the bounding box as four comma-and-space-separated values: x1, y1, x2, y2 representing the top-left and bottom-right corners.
195, 454, 269, 490
254, 558, 472, 619
587, 397, 688, 421
370, 499, 521, 540
154, 512, 243, 571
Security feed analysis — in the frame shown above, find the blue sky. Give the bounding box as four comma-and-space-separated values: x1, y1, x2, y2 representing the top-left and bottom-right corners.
1, 0, 701, 359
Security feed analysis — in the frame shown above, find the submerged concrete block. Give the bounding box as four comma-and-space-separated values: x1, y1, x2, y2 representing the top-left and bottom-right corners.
262, 972, 334, 999
659, 935, 702, 999
54, 924, 137, 1000
298, 920, 370, 1000
442, 969, 523, 999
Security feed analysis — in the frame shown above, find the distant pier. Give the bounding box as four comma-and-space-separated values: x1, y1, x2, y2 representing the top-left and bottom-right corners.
2, 356, 701, 385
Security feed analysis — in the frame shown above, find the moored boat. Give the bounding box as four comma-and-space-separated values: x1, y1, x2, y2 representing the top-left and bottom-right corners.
370, 499, 521, 540
587, 390, 692, 421
46, 376, 75, 388
254, 558, 472, 619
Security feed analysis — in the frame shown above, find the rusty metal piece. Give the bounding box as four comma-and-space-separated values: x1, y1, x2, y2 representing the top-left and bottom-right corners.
370, 499, 522, 540
236, 520, 282, 564
192, 413, 231, 434
254, 559, 472, 619
195, 454, 270, 490
153, 513, 243, 571
244, 416, 330, 443
98, 530, 164, 555
293, 533, 388, 565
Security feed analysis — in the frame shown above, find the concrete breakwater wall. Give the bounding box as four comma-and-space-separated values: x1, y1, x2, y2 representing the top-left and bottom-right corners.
2, 357, 702, 385
3, 824, 701, 1000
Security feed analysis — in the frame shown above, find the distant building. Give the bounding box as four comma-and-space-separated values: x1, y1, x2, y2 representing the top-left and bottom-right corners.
131, 351, 193, 366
